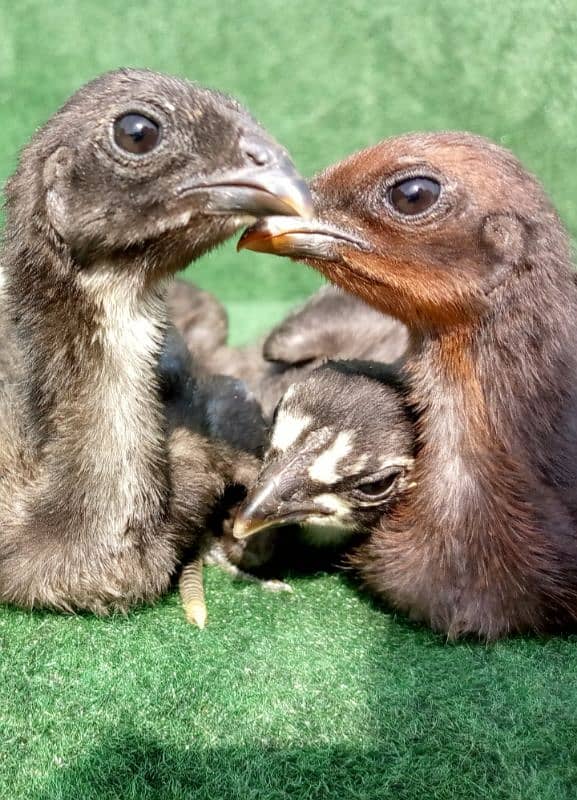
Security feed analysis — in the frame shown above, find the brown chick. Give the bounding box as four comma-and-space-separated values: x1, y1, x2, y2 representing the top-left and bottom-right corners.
239, 132, 577, 639
0, 68, 310, 615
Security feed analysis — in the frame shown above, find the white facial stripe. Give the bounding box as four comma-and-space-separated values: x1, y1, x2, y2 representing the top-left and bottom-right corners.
379, 456, 415, 471
315, 493, 352, 518
271, 412, 312, 452
308, 431, 353, 484
282, 383, 297, 401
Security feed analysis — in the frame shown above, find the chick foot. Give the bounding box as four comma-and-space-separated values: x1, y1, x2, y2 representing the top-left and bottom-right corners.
205, 542, 293, 593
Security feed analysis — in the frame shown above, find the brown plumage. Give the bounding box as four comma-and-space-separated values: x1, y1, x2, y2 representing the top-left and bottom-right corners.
0, 68, 310, 614
167, 279, 407, 418
239, 132, 577, 638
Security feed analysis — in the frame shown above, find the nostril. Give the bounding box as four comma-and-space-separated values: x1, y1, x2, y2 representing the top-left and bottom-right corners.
242, 140, 272, 168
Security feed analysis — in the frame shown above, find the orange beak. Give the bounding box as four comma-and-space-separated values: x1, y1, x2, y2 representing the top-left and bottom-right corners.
237, 217, 368, 257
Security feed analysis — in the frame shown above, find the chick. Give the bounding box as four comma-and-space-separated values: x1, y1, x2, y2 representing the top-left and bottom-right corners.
239, 132, 577, 638
0, 68, 310, 615
232, 360, 415, 577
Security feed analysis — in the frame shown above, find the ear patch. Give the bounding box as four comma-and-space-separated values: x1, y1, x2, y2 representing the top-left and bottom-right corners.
43, 147, 74, 239
308, 431, 353, 484
481, 213, 527, 264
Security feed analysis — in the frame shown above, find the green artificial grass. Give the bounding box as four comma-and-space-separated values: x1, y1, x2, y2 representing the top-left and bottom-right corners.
3, 573, 577, 800
2, 0, 577, 797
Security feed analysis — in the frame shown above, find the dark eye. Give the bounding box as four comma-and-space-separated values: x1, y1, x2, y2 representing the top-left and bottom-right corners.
354, 471, 401, 502
389, 177, 440, 216
113, 113, 160, 155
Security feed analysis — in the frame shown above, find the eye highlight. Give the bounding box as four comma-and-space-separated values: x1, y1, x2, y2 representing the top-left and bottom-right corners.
389, 177, 440, 216
113, 113, 160, 155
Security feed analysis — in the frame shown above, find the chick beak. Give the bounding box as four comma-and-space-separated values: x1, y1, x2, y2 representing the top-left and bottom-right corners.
237, 217, 367, 257
232, 473, 328, 540
178, 144, 313, 220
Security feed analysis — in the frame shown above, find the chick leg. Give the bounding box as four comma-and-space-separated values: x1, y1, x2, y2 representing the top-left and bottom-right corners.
179, 557, 207, 629
179, 543, 292, 627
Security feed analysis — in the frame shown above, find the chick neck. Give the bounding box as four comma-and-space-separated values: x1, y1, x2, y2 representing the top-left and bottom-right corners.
403, 252, 577, 520
3, 221, 170, 530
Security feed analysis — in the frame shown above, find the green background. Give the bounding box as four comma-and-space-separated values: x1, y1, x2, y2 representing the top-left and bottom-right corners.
2, 1, 577, 797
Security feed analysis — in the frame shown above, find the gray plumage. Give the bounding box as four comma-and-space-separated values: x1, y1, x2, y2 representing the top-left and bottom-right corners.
0, 68, 309, 613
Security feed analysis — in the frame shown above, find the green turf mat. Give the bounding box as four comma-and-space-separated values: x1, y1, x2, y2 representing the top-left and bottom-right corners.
2, 1, 577, 797
3, 572, 577, 800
